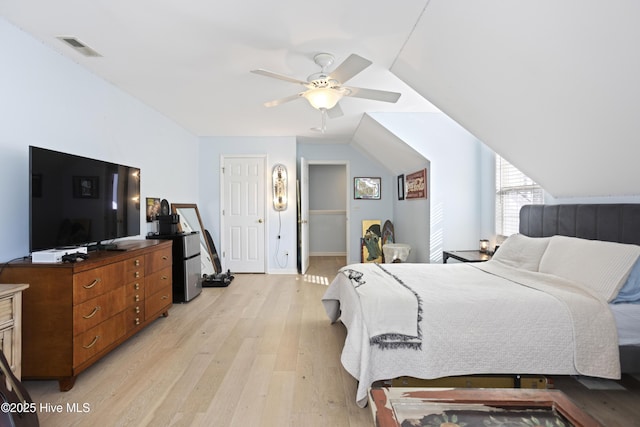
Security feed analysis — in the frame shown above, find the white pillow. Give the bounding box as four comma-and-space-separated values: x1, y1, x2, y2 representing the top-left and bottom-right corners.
538, 235, 640, 302
491, 234, 551, 271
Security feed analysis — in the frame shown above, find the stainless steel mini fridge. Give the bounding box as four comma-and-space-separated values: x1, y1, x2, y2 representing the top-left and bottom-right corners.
175, 231, 202, 302
150, 232, 202, 302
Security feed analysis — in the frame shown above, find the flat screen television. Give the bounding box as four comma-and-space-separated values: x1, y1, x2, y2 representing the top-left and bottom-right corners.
29, 146, 141, 252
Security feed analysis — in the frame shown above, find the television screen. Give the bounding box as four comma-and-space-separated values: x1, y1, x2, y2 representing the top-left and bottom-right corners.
29, 146, 141, 252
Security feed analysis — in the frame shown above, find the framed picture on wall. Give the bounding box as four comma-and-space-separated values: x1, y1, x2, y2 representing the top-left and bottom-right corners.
146, 197, 161, 222
405, 168, 427, 200
397, 174, 405, 200
354, 177, 381, 200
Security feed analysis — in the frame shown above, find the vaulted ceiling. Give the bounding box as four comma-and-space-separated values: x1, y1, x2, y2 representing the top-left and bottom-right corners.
0, 0, 436, 140
3, 0, 640, 198
392, 1, 640, 198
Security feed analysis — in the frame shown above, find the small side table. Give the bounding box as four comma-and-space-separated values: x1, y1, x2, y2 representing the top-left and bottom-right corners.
442, 250, 492, 264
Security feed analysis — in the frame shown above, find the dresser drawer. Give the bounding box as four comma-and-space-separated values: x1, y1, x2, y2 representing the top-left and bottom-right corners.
73, 262, 125, 304
125, 266, 145, 283
126, 304, 145, 329
145, 266, 172, 298
73, 287, 127, 336
145, 247, 172, 275
73, 311, 127, 367
145, 286, 172, 318
125, 279, 145, 305
124, 255, 145, 272
0, 295, 15, 327
124, 255, 145, 285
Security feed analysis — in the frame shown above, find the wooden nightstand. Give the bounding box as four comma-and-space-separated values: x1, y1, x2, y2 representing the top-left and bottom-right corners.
442, 250, 492, 264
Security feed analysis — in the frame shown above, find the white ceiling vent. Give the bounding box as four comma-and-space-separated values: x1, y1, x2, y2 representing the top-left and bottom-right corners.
56, 36, 102, 57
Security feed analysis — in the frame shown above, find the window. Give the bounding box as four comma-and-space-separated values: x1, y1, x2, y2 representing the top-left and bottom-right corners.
495, 155, 543, 236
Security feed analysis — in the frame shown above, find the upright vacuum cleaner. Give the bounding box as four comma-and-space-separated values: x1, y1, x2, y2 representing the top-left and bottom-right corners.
201, 229, 234, 287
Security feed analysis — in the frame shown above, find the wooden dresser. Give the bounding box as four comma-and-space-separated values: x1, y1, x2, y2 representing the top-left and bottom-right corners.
2, 239, 172, 390
0, 284, 29, 380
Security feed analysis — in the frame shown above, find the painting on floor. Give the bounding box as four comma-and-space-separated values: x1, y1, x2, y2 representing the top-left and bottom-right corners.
361, 220, 382, 263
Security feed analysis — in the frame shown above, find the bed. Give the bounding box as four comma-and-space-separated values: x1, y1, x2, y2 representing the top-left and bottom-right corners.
322, 204, 640, 407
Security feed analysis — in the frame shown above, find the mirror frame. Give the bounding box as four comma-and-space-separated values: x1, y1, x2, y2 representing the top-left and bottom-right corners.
171, 203, 217, 275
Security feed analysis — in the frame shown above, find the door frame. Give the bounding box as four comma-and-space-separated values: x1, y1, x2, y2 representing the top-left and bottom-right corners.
303, 160, 350, 268
219, 154, 267, 273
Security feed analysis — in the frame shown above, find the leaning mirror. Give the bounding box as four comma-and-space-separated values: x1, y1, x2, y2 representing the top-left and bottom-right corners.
171, 203, 216, 276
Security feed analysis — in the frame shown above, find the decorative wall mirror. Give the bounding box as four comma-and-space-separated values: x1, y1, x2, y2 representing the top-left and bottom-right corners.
171, 203, 216, 276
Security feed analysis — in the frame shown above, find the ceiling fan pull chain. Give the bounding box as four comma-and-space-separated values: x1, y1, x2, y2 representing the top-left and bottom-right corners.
321, 108, 327, 133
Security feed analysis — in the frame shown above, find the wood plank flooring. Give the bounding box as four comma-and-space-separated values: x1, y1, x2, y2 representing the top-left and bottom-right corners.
23, 256, 640, 426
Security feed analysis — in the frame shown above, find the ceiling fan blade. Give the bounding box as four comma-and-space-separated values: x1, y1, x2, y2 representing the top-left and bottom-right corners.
251, 69, 309, 86
344, 86, 401, 103
326, 103, 344, 119
263, 93, 303, 107
328, 54, 372, 84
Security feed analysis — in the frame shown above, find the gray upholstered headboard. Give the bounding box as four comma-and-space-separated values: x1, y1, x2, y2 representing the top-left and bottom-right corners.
519, 204, 640, 246
520, 204, 640, 372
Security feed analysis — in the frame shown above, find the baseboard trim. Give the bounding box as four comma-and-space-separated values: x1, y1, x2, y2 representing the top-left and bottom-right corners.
310, 252, 347, 257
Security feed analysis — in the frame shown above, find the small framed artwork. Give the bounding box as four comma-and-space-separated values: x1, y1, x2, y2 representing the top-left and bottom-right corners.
146, 197, 161, 222
362, 220, 383, 263
405, 168, 427, 200
354, 177, 381, 200
397, 174, 404, 200
73, 176, 99, 199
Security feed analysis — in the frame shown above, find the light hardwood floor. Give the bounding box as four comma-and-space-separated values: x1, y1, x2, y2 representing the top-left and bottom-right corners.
23, 256, 640, 426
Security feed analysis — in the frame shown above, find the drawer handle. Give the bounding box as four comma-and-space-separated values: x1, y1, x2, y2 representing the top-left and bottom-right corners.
161, 295, 169, 300
162, 255, 169, 260
83, 335, 100, 349
83, 306, 101, 319
83, 278, 101, 289
135, 318, 140, 325
134, 259, 140, 266
161, 275, 168, 280
135, 306, 140, 314
134, 272, 140, 278
135, 295, 140, 302
134, 283, 140, 290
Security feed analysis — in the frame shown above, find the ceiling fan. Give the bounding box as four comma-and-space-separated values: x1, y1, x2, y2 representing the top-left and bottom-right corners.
251, 53, 401, 129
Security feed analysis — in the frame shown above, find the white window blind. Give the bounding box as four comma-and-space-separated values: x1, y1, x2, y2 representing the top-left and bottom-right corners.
495, 155, 543, 236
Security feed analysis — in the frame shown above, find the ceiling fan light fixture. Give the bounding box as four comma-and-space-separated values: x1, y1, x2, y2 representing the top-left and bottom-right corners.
303, 87, 342, 110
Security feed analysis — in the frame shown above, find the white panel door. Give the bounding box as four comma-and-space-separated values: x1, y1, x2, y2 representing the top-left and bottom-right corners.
223, 156, 265, 273
300, 157, 310, 274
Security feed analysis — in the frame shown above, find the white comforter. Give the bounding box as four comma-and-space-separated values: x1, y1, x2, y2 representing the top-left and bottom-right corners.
322, 261, 620, 408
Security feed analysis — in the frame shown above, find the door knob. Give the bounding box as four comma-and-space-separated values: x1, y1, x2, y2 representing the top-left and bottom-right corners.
258, 218, 263, 223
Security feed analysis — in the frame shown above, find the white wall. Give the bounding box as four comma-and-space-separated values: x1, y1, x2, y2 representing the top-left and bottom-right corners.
198, 136, 297, 274
0, 19, 199, 262
370, 112, 488, 262
392, 162, 430, 263
349, 116, 432, 263
309, 165, 347, 210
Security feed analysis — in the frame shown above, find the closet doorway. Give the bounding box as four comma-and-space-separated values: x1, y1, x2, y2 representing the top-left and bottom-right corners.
306, 161, 349, 273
